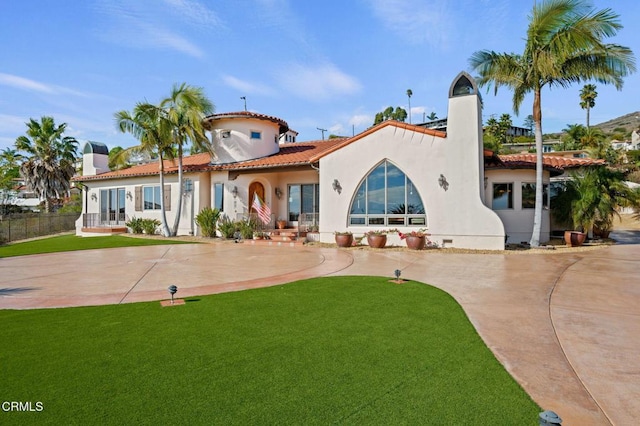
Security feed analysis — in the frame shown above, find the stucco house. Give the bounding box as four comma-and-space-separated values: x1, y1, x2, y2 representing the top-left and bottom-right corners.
74, 72, 602, 249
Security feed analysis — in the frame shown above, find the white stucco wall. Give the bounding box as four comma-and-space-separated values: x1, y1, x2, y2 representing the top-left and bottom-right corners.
76, 173, 209, 237
317, 78, 505, 250
210, 118, 280, 164
210, 169, 319, 226
484, 169, 551, 244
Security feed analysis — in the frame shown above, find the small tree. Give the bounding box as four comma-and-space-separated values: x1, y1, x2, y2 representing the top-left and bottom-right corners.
195, 207, 221, 237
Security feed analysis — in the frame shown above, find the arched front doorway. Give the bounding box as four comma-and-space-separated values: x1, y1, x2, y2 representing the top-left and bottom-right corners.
248, 181, 265, 213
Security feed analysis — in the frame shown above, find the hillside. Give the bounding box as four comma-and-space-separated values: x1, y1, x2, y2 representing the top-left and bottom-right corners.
593, 111, 640, 134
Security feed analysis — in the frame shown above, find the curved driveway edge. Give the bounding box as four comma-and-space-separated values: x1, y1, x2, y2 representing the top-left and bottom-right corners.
0, 244, 353, 309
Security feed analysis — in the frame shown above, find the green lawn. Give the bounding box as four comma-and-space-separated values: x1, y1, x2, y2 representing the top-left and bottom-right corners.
0, 276, 539, 425
0, 234, 194, 258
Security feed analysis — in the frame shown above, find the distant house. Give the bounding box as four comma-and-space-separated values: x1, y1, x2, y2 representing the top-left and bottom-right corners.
73, 72, 603, 249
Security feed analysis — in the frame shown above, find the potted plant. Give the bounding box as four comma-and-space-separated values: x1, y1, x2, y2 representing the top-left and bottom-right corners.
552, 168, 640, 246
398, 229, 430, 250
276, 218, 287, 229
253, 231, 266, 240
364, 229, 395, 249
334, 231, 353, 247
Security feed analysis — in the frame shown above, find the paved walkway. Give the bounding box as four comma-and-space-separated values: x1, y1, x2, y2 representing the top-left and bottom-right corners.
1, 236, 639, 425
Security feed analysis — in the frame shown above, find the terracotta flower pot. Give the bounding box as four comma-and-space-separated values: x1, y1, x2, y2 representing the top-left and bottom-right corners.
335, 234, 353, 247
367, 234, 387, 248
405, 235, 426, 250
276, 220, 287, 229
564, 231, 586, 247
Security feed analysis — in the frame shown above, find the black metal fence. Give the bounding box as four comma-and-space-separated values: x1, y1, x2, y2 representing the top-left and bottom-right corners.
0, 213, 80, 243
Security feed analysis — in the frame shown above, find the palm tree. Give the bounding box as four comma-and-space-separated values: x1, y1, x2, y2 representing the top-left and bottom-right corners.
115, 103, 174, 237
469, 0, 635, 246
406, 89, 413, 124
553, 167, 640, 234
426, 112, 438, 121
580, 84, 598, 129
15, 117, 78, 213
561, 123, 586, 150
159, 83, 214, 236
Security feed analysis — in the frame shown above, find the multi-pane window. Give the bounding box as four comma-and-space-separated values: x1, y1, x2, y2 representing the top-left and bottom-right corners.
522, 183, 549, 209
348, 160, 426, 226
143, 186, 162, 210
492, 183, 513, 210
288, 184, 319, 222
214, 183, 224, 212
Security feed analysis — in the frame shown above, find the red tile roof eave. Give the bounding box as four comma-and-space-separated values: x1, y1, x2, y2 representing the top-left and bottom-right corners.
308, 120, 446, 162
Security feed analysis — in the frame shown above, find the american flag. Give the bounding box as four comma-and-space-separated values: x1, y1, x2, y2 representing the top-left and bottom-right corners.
252, 193, 271, 225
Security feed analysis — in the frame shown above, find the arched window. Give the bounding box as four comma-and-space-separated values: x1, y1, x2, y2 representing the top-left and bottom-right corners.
348, 160, 426, 226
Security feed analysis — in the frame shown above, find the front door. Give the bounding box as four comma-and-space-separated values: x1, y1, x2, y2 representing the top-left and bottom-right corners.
248, 181, 265, 214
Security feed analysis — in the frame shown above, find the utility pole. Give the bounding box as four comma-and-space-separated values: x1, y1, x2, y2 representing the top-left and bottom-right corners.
317, 127, 327, 140
240, 96, 247, 111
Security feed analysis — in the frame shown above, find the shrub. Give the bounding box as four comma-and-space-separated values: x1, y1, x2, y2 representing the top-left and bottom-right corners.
239, 218, 257, 239
126, 217, 144, 234
195, 207, 221, 237
140, 218, 161, 235
217, 215, 238, 239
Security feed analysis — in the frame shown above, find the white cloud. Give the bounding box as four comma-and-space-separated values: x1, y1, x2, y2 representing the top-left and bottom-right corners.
94, 0, 209, 58
222, 75, 276, 96
276, 63, 362, 101
367, 0, 451, 47
0, 73, 54, 94
0, 72, 97, 98
349, 114, 373, 128
162, 0, 223, 28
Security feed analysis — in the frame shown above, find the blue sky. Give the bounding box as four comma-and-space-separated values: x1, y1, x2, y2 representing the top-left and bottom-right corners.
1, 0, 639, 152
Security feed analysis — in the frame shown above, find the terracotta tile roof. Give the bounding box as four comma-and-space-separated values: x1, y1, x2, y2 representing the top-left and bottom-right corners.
74, 140, 347, 181
308, 120, 446, 161
75, 152, 213, 181
203, 111, 289, 133
499, 154, 606, 169
210, 139, 346, 171
487, 154, 606, 177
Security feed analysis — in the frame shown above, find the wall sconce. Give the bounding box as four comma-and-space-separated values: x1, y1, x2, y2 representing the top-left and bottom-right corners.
275, 187, 282, 199
438, 174, 449, 191
126, 191, 133, 200
332, 179, 342, 194
91, 193, 97, 201
232, 186, 238, 198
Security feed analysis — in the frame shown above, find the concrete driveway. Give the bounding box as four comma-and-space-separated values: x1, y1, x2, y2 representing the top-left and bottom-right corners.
1, 236, 639, 425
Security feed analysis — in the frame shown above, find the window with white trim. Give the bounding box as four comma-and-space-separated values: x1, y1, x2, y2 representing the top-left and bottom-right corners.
143, 186, 162, 210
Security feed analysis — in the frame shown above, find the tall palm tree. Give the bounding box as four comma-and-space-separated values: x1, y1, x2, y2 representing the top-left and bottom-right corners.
406, 89, 413, 124
469, 0, 635, 246
159, 83, 214, 236
15, 116, 78, 213
115, 103, 174, 237
580, 84, 598, 128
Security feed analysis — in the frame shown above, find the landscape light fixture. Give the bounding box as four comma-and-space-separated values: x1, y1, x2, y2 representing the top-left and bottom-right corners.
168, 285, 178, 305
394, 269, 402, 280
